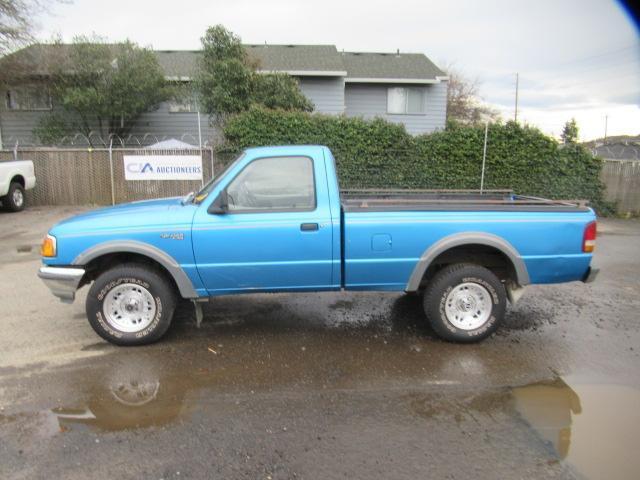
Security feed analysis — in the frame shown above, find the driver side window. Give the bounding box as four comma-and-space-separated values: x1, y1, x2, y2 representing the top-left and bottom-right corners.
226, 156, 316, 212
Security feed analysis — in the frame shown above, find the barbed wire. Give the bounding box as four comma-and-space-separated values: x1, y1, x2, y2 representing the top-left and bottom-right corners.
592, 143, 640, 160
1, 131, 222, 149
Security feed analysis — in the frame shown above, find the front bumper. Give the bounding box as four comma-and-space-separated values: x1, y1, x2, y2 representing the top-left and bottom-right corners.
582, 266, 599, 283
38, 266, 85, 303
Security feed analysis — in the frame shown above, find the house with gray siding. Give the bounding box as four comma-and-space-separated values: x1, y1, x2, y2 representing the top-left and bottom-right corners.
0, 44, 447, 147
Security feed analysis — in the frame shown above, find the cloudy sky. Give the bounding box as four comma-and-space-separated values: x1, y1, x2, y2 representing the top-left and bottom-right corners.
37, 0, 639, 140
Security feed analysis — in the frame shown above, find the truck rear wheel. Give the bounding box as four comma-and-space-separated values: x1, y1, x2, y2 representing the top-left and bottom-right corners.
2, 182, 26, 212
86, 264, 176, 346
423, 263, 506, 343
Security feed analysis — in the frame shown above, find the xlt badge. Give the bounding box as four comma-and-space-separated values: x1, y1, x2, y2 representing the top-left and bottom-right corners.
160, 233, 184, 240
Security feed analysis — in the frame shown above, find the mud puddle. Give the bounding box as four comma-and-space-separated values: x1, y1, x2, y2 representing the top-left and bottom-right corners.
1, 290, 639, 479
514, 377, 640, 480
2, 350, 639, 480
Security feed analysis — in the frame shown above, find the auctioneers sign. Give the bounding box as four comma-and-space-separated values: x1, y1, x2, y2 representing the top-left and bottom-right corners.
123, 155, 203, 181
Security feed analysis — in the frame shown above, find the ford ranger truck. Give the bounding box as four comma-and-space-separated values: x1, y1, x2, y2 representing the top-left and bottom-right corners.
37, 145, 598, 345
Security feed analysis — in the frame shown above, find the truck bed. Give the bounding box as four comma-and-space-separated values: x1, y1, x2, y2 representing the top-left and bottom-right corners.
341, 189, 590, 213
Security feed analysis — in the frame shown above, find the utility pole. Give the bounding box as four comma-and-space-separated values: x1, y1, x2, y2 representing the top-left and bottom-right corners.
514, 73, 519, 122
604, 115, 608, 143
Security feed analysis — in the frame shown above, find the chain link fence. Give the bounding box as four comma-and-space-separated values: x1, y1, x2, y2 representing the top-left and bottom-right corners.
0, 147, 239, 206
2, 146, 639, 214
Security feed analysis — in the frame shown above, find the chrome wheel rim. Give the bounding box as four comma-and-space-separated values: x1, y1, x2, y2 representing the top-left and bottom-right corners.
12, 189, 24, 208
444, 282, 492, 330
103, 283, 156, 333
110, 380, 160, 406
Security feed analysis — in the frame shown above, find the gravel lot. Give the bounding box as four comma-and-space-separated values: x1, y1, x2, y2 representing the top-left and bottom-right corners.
1, 206, 639, 479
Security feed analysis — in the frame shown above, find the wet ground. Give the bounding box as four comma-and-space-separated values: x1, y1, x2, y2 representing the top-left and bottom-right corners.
1, 207, 639, 479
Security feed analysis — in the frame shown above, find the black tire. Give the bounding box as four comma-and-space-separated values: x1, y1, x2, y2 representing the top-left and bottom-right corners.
423, 263, 506, 343
2, 182, 26, 212
86, 264, 176, 346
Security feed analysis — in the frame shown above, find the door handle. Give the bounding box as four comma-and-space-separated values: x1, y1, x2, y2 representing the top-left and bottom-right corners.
300, 223, 319, 231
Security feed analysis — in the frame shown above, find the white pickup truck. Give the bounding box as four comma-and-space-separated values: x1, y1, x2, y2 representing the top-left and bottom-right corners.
0, 160, 36, 212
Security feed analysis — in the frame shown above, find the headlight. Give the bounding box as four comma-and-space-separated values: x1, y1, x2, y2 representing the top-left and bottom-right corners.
41, 234, 57, 258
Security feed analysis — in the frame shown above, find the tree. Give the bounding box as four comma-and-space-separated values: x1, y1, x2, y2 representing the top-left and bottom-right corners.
1, 0, 35, 55
252, 72, 313, 111
195, 24, 312, 123
0, 0, 64, 55
35, 37, 172, 145
196, 26, 253, 118
445, 66, 499, 125
561, 118, 579, 144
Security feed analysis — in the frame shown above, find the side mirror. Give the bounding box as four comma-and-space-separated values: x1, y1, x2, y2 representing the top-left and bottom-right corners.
208, 190, 228, 214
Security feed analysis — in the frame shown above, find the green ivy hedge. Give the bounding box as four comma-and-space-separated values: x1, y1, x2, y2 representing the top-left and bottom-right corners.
222, 106, 612, 214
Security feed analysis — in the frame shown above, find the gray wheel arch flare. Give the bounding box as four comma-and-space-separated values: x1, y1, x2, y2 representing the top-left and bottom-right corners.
405, 232, 530, 292
73, 240, 199, 299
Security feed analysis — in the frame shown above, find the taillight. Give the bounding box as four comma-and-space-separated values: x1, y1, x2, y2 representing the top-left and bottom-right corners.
583, 221, 596, 253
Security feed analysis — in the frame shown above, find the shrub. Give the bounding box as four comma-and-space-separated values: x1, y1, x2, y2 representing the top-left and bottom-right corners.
222, 107, 613, 214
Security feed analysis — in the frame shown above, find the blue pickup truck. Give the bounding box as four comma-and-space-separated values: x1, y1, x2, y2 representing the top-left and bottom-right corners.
38, 145, 598, 345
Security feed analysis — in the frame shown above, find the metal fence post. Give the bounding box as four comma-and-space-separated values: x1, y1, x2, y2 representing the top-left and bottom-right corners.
197, 110, 202, 149
210, 147, 214, 180
480, 122, 489, 193
200, 147, 204, 188
109, 139, 115, 205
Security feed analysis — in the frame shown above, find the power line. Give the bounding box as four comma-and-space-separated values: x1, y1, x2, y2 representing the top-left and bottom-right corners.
545, 70, 640, 90
548, 51, 640, 79
549, 44, 639, 69
517, 59, 639, 86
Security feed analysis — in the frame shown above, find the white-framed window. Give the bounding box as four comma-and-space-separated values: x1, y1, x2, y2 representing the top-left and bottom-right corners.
168, 95, 198, 113
6, 86, 52, 111
387, 87, 425, 115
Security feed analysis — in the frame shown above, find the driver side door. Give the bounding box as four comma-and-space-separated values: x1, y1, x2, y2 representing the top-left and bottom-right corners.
192, 154, 335, 294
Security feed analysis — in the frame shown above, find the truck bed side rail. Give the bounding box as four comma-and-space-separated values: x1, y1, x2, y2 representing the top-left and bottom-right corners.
340, 189, 590, 212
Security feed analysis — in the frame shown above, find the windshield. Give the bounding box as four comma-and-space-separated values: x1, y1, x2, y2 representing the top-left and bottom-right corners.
194, 152, 245, 203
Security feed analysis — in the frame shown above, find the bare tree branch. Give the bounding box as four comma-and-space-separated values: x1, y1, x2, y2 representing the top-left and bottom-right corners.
444, 64, 500, 125
0, 0, 66, 55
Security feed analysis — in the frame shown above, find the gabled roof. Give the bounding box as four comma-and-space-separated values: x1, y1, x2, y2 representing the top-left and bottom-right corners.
154, 50, 199, 79
156, 45, 348, 79
247, 44, 346, 75
0, 44, 73, 77
342, 51, 446, 83
1, 43, 446, 83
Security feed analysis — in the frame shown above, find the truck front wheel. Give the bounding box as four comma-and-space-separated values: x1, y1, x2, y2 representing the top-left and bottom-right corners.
2, 182, 26, 212
86, 264, 176, 346
423, 263, 506, 343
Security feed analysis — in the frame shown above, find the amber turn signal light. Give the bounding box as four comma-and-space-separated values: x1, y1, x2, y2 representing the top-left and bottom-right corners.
41, 234, 57, 257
